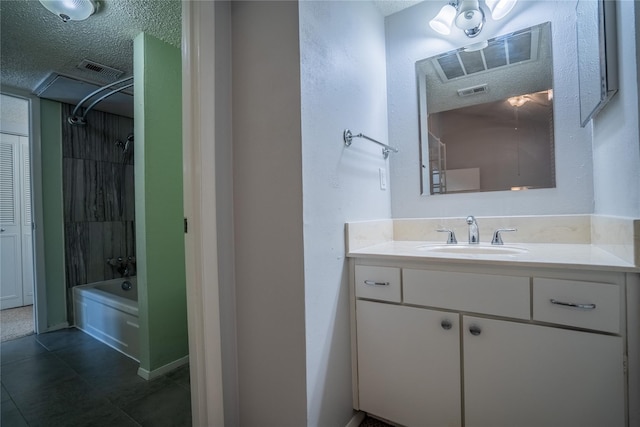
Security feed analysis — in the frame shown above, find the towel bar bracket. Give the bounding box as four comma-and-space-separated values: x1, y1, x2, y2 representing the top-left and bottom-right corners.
343, 129, 398, 159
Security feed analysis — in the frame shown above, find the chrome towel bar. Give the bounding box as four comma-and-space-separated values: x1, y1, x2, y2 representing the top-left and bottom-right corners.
343, 129, 399, 159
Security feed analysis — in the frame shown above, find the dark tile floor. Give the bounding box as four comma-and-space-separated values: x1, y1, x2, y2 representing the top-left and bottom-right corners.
360, 415, 394, 427
1, 328, 191, 427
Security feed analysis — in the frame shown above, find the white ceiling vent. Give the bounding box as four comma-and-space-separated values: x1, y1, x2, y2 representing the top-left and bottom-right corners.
457, 84, 488, 97
432, 25, 541, 82
76, 60, 124, 81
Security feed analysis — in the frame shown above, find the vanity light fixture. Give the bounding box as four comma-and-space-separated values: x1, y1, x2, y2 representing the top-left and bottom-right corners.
430, 0, 518, 38
38, 0, 97, 22
485, 0, 518, 20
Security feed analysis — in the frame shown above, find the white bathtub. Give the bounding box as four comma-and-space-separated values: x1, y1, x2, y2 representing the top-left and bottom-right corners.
73, 277, 139, 361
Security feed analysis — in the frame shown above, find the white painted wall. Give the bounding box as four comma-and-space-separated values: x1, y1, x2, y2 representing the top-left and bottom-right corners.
592, 0, 640, 217
386, 1, 594, 218
231, 2, 307, 425
299, 1, 391, 426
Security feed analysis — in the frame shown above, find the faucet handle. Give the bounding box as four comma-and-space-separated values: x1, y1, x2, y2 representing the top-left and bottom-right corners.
491, 228, 517, 245
437, 229, 458, 244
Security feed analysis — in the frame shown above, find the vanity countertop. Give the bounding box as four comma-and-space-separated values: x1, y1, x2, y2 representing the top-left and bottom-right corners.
348, 241, 640, 273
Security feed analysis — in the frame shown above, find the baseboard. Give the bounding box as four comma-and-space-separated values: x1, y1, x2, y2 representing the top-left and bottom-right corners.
45, 322, 70, 332
346, 411, 366, 427
137, 355, 189, 380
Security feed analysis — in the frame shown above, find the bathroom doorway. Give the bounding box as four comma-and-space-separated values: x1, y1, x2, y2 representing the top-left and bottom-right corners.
0, 93, 36, 341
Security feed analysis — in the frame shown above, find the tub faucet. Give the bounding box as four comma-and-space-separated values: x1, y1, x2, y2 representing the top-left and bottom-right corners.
466, 215, 479, 244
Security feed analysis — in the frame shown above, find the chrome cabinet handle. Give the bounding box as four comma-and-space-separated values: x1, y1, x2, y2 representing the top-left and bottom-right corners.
441, 319, 453, 330
550, 299, 596, 310
469, 325, 482, 336
364, 280, 390, 286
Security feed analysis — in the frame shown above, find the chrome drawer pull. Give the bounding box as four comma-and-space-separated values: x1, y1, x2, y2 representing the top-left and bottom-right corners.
550, 299, 596, 310
364, 280, 390, 286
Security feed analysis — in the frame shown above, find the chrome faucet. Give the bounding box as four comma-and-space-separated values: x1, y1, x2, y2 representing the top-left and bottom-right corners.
466, 215, 479, 244
491, 228, 517, 245
437, 228, 458, 244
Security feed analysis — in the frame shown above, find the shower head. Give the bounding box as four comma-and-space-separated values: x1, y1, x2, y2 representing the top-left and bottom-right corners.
116, 133, 134, 154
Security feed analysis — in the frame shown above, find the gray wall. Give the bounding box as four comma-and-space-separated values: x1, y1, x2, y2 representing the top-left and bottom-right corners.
61, 103, 135, 320
213, 1, 239, 425
231, 2, 307, 425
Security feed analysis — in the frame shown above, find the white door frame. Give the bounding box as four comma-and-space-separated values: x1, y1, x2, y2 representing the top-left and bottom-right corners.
181, 2, 225, 426
0, 88, 47, 334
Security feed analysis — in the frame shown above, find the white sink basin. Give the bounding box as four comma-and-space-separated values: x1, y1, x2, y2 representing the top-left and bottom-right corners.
416, 244, 528, 255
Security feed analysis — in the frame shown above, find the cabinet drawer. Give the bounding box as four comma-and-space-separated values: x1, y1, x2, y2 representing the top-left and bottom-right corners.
533, 278, 621, 334
403, 269, 530, 319
355, 265, 401, 302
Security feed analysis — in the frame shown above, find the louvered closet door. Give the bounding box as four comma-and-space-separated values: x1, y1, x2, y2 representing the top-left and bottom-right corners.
21, 139, 33, 305
0, 133, 24, 309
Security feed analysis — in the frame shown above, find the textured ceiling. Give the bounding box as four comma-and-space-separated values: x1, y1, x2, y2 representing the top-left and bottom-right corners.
0, 0, 417, 97
0, 0, 181, 93
373, 0, 422, 17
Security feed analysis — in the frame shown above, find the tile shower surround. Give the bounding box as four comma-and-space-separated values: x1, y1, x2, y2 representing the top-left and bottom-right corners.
61, 104, 135, 322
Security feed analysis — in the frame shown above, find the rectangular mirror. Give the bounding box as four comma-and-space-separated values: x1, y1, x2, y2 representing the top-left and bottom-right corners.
417, 22, 555, 195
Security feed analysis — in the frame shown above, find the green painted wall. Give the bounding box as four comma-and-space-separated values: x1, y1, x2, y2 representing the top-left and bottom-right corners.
39, 99, 67, 329
134, 33, 188, 372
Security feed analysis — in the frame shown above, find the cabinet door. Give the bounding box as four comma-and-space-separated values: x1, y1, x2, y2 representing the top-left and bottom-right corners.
356, 300, 461, 427
463, 316, 625, 427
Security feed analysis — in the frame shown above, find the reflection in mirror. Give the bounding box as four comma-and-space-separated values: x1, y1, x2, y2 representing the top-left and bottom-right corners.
417, 22, 555, 195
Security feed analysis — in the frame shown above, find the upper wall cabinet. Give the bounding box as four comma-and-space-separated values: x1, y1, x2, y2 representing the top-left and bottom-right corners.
577, 0, 618, 126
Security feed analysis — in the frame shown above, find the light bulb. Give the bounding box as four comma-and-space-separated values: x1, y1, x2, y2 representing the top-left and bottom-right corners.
39, 0, 96, 22
429, 4, 457, 35
507, 95, 529, 107
485, 0, 517, 20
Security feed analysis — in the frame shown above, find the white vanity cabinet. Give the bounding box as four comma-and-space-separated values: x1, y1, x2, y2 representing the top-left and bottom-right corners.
463, 316, 624, 427
351, 263, 629, 427
356, 300, 461, 427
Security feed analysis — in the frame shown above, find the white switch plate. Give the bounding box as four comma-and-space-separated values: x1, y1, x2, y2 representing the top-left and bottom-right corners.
379, 167, 387, 190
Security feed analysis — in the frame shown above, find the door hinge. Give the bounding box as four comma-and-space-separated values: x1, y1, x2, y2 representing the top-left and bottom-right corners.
623, 355, 628, 374
184, 217, 188, 234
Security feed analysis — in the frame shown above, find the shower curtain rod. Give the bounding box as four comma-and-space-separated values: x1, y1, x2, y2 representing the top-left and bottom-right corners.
68, 76, 134, 126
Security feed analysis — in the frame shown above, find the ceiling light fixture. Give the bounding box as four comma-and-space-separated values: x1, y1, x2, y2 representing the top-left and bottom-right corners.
507, 95, 530, 107
430, 0, 518, 38
39, 0, 97, 23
